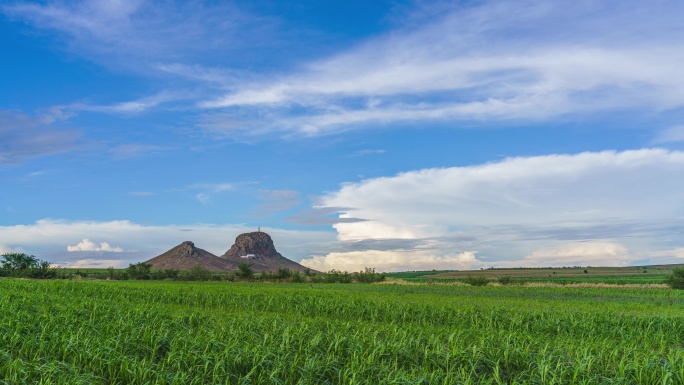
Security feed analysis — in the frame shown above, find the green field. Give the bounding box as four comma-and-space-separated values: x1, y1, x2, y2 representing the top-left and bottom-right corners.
2, 279, 684, 384
386, 265, 677, 285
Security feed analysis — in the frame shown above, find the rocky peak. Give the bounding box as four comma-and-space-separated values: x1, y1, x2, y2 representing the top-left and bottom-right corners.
222, 231, 281, 258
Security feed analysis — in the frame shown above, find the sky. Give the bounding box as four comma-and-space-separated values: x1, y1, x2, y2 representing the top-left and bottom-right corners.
2, 0, 684, 271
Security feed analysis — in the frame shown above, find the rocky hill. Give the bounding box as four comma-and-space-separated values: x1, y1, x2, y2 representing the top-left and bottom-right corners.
220, 231, 311, 272
145, 241, 232, 271
144, 233, 311, 273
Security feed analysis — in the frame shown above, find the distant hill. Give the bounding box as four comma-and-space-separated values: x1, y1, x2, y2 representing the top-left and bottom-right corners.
220, 231, 311, 272
145, 232, 311, 273
145, 241, 232, 271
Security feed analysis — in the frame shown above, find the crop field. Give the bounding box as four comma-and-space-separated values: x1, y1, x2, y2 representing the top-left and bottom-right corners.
386, 266, 678, 285
1, 279, 684, 384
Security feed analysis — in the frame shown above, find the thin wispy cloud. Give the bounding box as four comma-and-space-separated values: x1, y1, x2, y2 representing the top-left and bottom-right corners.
0, 108, 81, 164
252, 190, 301, 217
110, 144, 169, 159
2, 0, 274, 72
198, 0, 684, 136
349, 149, 386, 157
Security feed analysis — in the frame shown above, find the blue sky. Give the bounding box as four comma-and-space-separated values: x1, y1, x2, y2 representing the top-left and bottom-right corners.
2, 0, 684, 271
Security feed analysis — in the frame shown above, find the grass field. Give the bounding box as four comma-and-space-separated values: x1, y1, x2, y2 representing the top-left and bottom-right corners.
2, 279, 684, 384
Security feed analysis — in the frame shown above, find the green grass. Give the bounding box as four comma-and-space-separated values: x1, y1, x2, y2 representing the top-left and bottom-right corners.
1, 279, 684, 384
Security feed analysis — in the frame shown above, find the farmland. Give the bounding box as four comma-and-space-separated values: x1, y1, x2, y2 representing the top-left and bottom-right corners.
1, 279, 684, 384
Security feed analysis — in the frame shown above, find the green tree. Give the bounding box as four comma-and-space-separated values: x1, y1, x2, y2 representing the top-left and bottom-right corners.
355, 267, 386, 283
1, 253, 56, 278
187, 265, 211, 281
127, 262, 152, 280
237, 262, 254, 279
665, 267, 684, 289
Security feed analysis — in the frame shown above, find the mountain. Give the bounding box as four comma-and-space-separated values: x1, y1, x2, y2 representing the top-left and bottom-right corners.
145, 241, 232, 271
220, 231, 311, 272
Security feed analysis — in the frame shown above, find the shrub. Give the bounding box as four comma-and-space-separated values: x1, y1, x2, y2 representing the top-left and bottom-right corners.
665, 267, 684, 289
237, 262, 254, 279
275, 268, 292, 280
186, 265, 212, 281
465, 276, 490, 286
497, 276, 513, 285
355, 267, 386, 283
290, 271, 305, 283
127, 262, 152, 280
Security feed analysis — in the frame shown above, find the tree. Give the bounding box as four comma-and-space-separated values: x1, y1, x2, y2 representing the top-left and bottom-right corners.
1, 253, 56, 278
187, 264, 211, 281
236, 262, 254, 279
127, 262, 152, 280
665, 267, 684, 289
1, 253, 39, 270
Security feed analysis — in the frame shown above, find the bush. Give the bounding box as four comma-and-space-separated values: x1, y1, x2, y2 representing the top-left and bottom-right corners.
355, 267, 386, 283
185, 265, 211, 281
497, 276, 513, 285
290, 271, 305, 283
127, 262, 152, 280
237, 262, 254, 279
665, 267, 684, 289
311, 270, 352, 283
465, 276, 490, 286
275, 268, 292, 280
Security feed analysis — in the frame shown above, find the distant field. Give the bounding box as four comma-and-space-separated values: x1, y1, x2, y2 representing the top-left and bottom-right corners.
386, 265, 679, 285
1, 279, 684, 384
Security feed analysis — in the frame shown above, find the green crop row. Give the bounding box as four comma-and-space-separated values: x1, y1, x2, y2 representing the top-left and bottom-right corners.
1, 280, 683, 384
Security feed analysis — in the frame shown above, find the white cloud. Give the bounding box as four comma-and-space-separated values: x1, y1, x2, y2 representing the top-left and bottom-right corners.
188, 183, 237, 206
653, 126, 684, 144
67, 239, 124, 253
300, 250, 481, 273
1, 1, 269, 71
198, 0, 684, 136
68, 259, 131, 269
314, 149, 684, 269
515, 242, 633, 268
0, 219, 336, 267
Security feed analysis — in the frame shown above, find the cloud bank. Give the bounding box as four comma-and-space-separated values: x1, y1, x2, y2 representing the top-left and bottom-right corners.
300, 149, 684, 271
0, 219, 336, 268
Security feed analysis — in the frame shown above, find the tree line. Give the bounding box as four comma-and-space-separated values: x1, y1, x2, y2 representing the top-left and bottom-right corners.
0, 253, 385, 283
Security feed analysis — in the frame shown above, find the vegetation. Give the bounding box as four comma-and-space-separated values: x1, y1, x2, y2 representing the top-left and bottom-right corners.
665, 267, 684, 289
1, 280, 684, 384
236, 262, 254, 279
465, 275, 490, 286
0, 253, 56, 279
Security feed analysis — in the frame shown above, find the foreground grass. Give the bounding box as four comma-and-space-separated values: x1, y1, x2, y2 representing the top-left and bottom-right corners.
1, 280, 684, 384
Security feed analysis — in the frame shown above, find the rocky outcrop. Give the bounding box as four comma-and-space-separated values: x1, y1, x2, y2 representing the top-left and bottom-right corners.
145, 241, 232, 271
220, 232, 311, 272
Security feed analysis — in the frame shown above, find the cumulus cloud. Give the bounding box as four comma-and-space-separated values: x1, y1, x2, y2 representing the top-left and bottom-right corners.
301, 250, 481, 273
311, 149, 684, 269
67, 239, 124, 252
